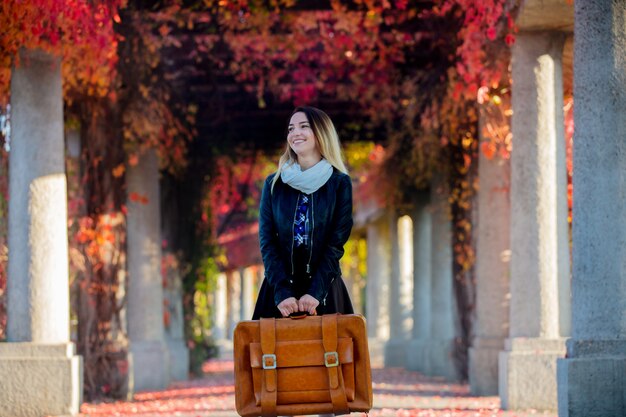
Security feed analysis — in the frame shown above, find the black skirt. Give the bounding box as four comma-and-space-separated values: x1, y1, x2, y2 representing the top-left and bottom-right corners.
252, 245, 354, 319
251, 275, 354, 319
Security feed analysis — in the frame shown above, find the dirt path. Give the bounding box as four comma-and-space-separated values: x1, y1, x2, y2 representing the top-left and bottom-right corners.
79, 359, 556, 417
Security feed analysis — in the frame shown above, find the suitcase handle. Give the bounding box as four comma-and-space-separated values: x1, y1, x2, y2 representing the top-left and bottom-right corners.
288, 311, 309, 319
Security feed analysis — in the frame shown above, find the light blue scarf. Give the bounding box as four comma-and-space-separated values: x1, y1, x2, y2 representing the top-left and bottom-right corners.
280, 158, 333, 194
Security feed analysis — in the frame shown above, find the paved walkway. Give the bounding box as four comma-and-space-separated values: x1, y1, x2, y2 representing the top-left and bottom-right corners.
79, 357, 556, 417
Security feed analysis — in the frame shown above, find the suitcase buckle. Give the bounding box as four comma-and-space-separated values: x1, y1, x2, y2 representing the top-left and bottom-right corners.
324, 351, 339, 367
262, 354, 277, 369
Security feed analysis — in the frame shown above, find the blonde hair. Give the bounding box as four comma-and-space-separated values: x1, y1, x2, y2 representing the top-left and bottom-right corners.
271, 106, 348, 192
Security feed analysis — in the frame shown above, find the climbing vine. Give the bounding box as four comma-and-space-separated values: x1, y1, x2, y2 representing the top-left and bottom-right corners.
0, 0, 123, 105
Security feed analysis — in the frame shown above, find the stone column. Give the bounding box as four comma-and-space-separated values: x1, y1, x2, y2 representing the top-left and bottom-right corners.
407, 192, 431, 373
469, 120, 511, 395
227, 269, 242, 339
240, 267, 255, 321
557, 2, 626, 416
0, 49, 82, 417
428, 180, 459, 380
385, 214, 414, 367
212, 273, 228, 341
127, 149, 169, 392
365, 214, 391, 367
498, 32, 569, 410
164, 265, 189, 382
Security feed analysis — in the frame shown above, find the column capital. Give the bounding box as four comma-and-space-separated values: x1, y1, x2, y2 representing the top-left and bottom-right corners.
516, 0, 573, 32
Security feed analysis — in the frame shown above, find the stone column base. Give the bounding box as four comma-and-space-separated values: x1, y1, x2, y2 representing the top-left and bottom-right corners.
384, 339, 408, 367
498, 337, 565, 410
166, 338, 189, 381
0, 343, 82, 417
128, 340, 170, 392
557, 339, 626, 417
406, 338, 430, 373
428, 338, 460, 381
469, 336, 504, 395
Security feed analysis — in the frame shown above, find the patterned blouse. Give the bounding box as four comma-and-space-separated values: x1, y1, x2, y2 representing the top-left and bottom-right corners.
293, 193, 310, 248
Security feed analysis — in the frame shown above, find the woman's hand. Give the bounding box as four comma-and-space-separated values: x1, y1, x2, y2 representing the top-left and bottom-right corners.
298, 294, 319, 315
277, 297, 298, 317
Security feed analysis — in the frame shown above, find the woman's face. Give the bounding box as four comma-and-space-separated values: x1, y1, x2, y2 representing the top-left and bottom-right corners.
287, 112, 319, 158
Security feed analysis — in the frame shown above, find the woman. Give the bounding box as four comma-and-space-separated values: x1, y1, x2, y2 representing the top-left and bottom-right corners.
252, 106, 354, 319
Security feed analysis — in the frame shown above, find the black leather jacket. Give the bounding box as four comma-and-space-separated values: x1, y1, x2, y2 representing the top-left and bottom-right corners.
259, 168, 353, 306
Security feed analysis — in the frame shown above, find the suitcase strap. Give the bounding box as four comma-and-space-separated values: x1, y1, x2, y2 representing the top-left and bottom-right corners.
322, 314, 349, 415
260, 318, 277, 417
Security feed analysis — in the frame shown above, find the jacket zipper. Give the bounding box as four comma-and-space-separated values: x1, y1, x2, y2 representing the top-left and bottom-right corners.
322, 276, 336, 306
290, 193, 299, 276
307, 193, 314, 274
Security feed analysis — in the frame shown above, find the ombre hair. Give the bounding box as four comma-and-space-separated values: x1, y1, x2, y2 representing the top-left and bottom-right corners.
271, 106, 348, 192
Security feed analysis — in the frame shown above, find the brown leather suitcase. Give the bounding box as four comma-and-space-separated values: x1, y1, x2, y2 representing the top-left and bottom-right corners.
233, 314, 373, 417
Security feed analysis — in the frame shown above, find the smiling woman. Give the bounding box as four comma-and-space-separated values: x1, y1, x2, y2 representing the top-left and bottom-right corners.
287, 112, 318, 165
252, 106, 354, 320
